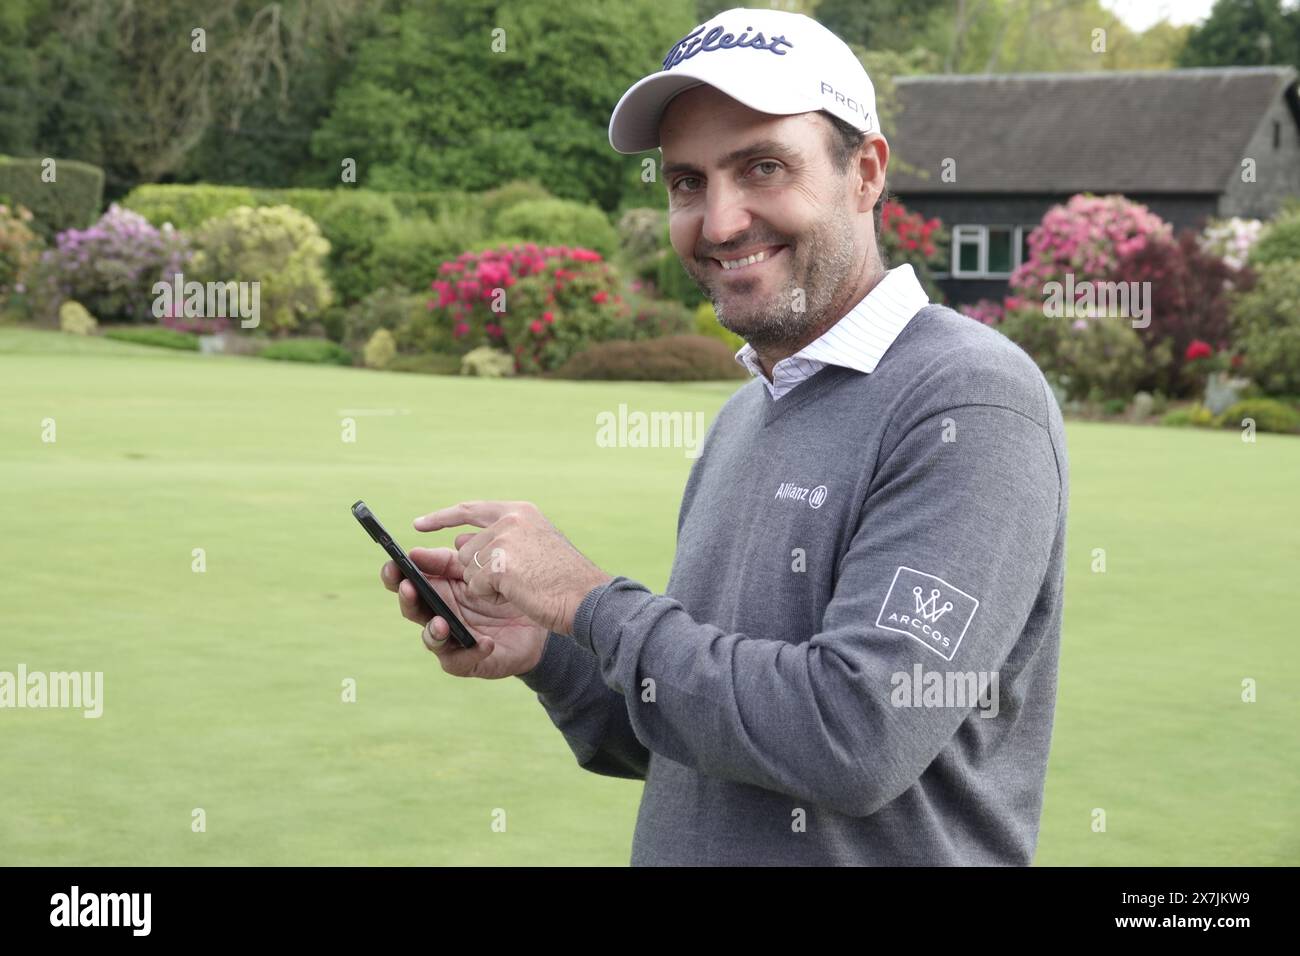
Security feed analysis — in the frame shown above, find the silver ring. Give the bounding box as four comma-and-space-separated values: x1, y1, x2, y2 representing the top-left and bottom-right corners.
473, 549, 484, 569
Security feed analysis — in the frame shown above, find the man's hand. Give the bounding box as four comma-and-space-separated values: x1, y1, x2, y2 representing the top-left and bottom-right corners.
413, 501, 613, 636
380, 544, 549, 679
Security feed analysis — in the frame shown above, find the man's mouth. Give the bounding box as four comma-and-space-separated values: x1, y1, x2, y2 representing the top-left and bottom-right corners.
708, 244, 788, 274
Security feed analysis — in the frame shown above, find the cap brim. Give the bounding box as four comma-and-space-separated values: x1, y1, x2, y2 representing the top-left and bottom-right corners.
608, 72, 708, 154
608, 68, 819, 154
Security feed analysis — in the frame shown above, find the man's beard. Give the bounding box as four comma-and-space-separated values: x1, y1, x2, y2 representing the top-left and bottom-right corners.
685, 203, 859, 353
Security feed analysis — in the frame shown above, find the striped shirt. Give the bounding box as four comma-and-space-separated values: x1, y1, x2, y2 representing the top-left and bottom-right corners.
733, 263, 930, 400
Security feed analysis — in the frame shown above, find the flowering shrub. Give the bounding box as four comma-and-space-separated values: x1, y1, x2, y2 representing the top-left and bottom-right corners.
1120, 231, 1243, 393
880, 200, 943, 260
414, 243, 628, 374
1199, 217, 1264, 271
995, 298, 1151, 401
1001, 195, 1241, 397
960, 298, 1005, 326
190, 205, 332, 334
34, 204, 190, 324
0, 203, 41, 302
879, 200, 946, 300
504, 264, 633, 374
1011, 194, 1171, 291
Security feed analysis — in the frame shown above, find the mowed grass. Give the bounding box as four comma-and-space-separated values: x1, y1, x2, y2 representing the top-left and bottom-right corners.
0, 326, 1296, 866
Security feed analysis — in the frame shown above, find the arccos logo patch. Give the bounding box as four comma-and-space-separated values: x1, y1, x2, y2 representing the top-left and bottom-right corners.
876, 567, 979, 661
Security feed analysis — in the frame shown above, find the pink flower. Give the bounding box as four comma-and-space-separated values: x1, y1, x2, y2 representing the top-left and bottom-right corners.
542, 311, 554, 324
529, 319, 544, 334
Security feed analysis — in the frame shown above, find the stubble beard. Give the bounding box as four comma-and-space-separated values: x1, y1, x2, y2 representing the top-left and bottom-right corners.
688, 202, 860, 354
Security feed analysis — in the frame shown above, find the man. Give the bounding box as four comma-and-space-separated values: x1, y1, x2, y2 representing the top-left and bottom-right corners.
381, 7, 1069, 865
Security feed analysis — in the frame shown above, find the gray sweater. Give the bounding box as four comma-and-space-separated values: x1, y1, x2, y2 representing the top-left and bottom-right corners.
519, 303, 1070, 865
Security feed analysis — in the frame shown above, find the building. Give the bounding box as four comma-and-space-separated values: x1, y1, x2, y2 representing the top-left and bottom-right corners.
888, 66, 1300, 304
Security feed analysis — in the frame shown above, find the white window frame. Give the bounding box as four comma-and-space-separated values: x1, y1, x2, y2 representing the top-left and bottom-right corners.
949, 224, 1032, 279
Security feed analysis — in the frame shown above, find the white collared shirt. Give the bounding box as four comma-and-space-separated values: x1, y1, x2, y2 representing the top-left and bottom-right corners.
733, 263, 930, 400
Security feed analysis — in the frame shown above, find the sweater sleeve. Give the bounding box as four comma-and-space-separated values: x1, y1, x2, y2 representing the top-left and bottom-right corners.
515, 629, 650, 780
566, 403, 1064, 817
509, 399, 732, 783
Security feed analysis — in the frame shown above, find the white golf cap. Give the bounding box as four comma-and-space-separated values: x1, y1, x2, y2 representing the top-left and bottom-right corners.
608, 7, 878, 154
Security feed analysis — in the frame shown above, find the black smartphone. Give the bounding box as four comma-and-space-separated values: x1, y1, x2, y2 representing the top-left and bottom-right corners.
352, 500, 477, 648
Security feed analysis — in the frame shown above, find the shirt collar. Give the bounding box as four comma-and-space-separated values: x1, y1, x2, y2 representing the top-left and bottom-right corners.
733, 263, 930, 385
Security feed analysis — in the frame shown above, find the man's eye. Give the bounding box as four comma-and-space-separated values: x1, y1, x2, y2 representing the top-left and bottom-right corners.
672, 177, 700, 193
752, 161, 781, 176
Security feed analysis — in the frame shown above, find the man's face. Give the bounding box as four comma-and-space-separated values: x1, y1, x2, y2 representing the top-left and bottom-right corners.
659, 85, 868, 353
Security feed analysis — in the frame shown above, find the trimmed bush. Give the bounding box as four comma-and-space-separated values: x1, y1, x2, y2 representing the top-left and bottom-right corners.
1162, 404, 1217, 428
298, 190, 400, 304
363, 328, 397, 369
344, 286, 425, 352
103, 326, 199, 351
367, 215, 480, 294
1218, 398, 1300, 434
997, 302, 1161, 401
120, 184, 256, 231
460, 345, 515, 377
1248, 208, 1300, 267
1054, 315, 1152, 401
1231, 260, 1300, 397
259, 338, 353, 365
625, 294, 695, 341
655, 227, 705, 309
494, 199, 619, 260
479, 180, 552, 230
59, 301, 96, 335
551, 334, 750, 381
190, 205, 332, 334
0, 155, 104, 241
616, 207, 666, 283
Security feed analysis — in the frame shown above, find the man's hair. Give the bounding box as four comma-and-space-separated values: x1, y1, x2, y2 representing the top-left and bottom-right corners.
818, 110, 888, 243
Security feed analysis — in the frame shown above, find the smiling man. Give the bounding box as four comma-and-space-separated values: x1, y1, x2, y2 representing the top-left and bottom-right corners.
384, 7, 1069, 866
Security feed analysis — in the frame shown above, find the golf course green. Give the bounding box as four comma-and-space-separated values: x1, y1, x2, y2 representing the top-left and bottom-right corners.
1, 327, 1295, 865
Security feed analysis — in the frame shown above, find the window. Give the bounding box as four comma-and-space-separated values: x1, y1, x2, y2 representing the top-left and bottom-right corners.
949, 224, 1034, 278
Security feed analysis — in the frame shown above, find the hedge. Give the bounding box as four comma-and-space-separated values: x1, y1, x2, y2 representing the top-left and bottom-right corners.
0, 154, 104, 241
121, 183, 524, 234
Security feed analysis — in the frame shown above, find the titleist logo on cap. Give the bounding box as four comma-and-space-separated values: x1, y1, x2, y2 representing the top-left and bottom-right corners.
662, 24, 795, 71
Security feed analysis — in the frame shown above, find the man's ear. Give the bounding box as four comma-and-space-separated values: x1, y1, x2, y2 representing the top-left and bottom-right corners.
856, 133, 889, 215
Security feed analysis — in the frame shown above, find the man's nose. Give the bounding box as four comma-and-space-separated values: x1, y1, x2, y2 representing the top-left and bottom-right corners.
700, 179, 753, 249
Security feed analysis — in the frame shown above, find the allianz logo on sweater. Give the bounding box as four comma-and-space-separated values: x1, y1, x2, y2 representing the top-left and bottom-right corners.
774, 482, 829, 508
876, 567, 980, 662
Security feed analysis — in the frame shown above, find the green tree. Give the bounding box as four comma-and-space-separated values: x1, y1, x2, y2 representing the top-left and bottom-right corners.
311, 0, 696, 211
814, 0, 946, 53
1178, 0, 1300, 68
